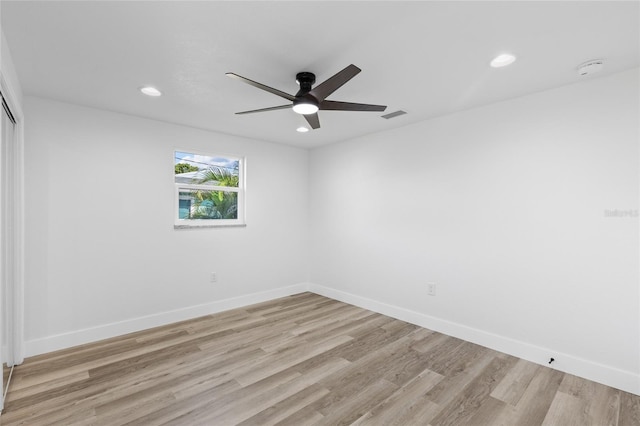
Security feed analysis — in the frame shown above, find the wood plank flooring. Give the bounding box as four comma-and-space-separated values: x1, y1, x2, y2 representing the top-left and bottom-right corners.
2, 292, 638, 425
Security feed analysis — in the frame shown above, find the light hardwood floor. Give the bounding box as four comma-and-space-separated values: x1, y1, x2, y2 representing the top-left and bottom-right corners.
2, 292, 639, 425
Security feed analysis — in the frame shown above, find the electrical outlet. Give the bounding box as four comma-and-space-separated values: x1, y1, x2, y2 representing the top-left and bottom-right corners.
210, 272, 218, 283
427, 282, 436, 296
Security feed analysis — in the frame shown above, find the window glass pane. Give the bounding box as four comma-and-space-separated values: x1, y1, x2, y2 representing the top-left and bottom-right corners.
178, 190, 238, 220
175, 151, 239, 188
178, 198, 191, 219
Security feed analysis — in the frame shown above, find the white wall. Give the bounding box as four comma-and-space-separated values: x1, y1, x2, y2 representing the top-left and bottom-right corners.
309, 69, 639, 394
23, 97, 309, 355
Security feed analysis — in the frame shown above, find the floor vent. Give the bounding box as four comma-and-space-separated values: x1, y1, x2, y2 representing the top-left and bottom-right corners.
381, 110, 407, 119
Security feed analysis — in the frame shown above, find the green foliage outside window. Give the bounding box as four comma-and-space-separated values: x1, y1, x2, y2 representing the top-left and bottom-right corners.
174, 163, 200, 174
190, 166, 239, 219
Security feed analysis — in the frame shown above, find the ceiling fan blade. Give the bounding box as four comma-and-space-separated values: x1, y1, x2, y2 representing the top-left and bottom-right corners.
235, 104, 292, 115
320, 100, 387, 112
308, 64, 361, 102
226, 73, 296, 102
304, 113, 320, 129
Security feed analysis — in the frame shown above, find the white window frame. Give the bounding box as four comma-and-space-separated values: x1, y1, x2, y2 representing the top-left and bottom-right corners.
174, 150, 246, 229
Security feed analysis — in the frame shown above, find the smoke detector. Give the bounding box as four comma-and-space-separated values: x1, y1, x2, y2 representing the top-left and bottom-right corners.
577, 60, 604, 76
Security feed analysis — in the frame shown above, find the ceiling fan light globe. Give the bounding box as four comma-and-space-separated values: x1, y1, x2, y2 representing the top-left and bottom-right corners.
292, 103, 319, 115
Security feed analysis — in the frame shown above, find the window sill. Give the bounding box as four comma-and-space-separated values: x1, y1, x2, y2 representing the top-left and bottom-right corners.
174, 223, 247, 229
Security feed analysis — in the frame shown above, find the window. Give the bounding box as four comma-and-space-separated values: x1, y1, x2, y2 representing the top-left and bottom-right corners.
174, 151, 245, 228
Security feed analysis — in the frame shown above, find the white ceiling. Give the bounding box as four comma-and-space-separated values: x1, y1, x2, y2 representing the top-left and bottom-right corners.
2, 1, 639, 148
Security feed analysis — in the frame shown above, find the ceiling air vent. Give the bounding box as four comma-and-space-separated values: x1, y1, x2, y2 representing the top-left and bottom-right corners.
381, 110, 407, 119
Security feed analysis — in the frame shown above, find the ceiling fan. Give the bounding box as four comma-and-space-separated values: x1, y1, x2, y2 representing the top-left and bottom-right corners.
226, 64, 387, 130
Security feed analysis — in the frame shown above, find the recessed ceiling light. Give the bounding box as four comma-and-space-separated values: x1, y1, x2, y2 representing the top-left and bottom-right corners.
296, 126, 309, 133
490, 53, 517, 68
139, 86, 162, 97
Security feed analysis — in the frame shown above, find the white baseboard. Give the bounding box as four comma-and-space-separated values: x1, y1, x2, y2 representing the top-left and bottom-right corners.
25, 283, 310, 358
23, 282, 639, 396
308, 283, 640, 396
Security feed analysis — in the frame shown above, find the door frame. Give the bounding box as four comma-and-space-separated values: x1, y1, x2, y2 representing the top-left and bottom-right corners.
0, 70, 25, 411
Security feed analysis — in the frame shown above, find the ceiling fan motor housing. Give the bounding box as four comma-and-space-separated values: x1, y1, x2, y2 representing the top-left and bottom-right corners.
295, 72, 316, 93
294, 72, 320, 111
